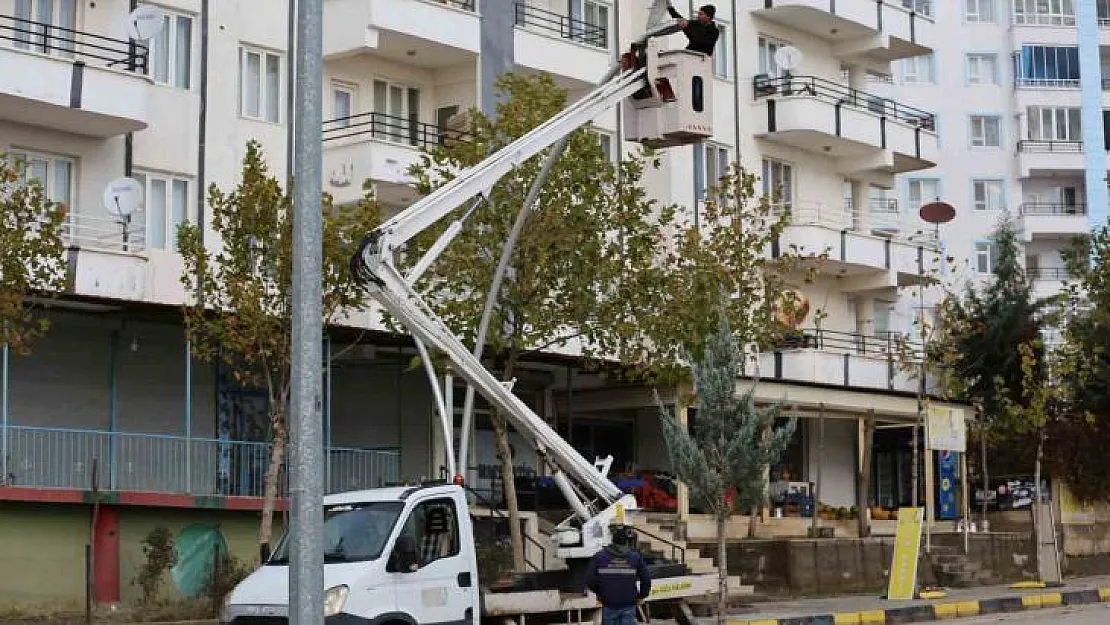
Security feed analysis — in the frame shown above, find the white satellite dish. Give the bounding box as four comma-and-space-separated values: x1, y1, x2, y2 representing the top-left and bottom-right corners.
774, 45, 804, 72
126, 5, 165, 41
103, 177, 144, 220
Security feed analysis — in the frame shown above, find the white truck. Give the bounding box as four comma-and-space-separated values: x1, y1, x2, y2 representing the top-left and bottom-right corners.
221, 20, 728, 625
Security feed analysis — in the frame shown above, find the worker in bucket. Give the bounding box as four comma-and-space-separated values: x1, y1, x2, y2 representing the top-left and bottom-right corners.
585, 525, 653, 625
666, 3, 720, 56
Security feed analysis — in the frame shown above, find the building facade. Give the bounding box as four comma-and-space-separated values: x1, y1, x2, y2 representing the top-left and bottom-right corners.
0, 0, 964, 605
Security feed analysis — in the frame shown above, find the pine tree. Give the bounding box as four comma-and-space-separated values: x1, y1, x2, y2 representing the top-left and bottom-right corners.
657, 317, 796, 625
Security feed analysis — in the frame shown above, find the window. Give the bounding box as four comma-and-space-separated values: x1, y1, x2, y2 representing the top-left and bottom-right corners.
974, 241, 998, 274
703, 143, 730, 201
591, 130, 615, 162
331, 82, 355, 128
1026, 253, 1041, 279
395, 499, 460, 568
1027, 107, 1082, 141
761, 158, 793, 209
11, 151, 73, 209
972, 180, 1005, 211
571, 0, 609, 48
908, 178, 940, 208
967, 54, 998, 85
965, 0, 997, 22
901, 55, 935, 84
133, 172, 190, 250
1014, 45, 1081, 86
1013, 0, 1076, 25
969, 115, 1001, 147
714, 22, 729, 78
239, 46, 283, 123
372, 80, 421, 145
149, 7, 193, 88
14, 0, 76, 56
758, 36, 789, 77
902, 0, 933, 15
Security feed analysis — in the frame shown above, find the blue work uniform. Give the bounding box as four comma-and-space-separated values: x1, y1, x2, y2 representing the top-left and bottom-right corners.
584, 544, 652, 625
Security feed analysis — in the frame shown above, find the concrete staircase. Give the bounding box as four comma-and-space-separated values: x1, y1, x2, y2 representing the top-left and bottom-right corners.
925, 545, 993, 588
628, 512, 727, 578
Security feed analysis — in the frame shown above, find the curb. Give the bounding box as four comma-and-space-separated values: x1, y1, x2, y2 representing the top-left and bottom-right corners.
728, 587, 1110, 624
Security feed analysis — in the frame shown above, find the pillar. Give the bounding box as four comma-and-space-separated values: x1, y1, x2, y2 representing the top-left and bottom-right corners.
677, 399, 690, 522
1078, 0, 1107, 229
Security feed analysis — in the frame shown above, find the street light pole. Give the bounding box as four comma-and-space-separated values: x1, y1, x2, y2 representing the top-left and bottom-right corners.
288, 0, 324, 622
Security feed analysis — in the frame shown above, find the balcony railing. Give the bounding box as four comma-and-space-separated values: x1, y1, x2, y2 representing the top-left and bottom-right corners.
870, 198, 900, 213
1, 426, 400, 496
1019, 202, 1087, 216
1016, 77, 1080, 88
1013, 13, 1077, 26
323, 112, 471, 149
772, 201, 938, 246
0, 13, 148, 72
1017, 140, 1083, 153
1029, 267, 1071, 281
752, 74, 937, 131
774, 328, 926, 361
514, 2, 608, 49
431, 0, 476, 10
62, 213, 146, 253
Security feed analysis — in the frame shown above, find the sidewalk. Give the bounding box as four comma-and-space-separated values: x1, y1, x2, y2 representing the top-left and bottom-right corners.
727, 575, 1110, 624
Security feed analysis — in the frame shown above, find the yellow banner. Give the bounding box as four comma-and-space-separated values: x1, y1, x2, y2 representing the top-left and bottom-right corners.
887, 507, 924, 601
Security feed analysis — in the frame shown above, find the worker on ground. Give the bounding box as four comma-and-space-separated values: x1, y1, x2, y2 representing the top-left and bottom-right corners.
666, 3, 720, 56
585, 525, 653, 625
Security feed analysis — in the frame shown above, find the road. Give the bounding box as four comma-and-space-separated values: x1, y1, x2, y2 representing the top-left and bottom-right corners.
946, 604, 1110, 624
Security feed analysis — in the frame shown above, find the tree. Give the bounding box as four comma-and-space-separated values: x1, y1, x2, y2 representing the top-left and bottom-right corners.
656, 318, 796, 625
0, 154, 67, 355
927, 215, 1048, 516
177, 140, 380, 556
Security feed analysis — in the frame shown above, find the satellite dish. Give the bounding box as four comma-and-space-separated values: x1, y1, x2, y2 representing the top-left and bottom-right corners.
774, 45, 804, 72
919, 201, 956, 225
126, 5, 165, 41
103, 177, 144, 219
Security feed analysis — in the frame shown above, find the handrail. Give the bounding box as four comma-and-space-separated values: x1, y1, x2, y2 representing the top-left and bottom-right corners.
463, 485, 545, 572
1019, 202, 1087, 216
62, 212, 147, 253
629, 521, 686, 564
0, 13, 148, 71
1017, 140, 1083, 153
513, 1, 607, 49
776, 327, 926, 360
322, 111, 470, 149
1029, 267, 1071, 280
752, 74, 936, 131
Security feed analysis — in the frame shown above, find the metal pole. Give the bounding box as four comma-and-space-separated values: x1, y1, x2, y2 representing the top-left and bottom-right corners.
1, 343, 8, 485
108, 330, 118, 490
288, 0, 324, 621
325, 334, 332, 493
185, 338, 192, 493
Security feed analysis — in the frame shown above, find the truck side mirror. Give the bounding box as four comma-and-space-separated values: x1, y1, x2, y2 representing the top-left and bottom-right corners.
389, 535, 420, 573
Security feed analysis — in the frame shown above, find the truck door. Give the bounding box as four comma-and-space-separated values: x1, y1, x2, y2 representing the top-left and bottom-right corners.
388, 497, 475, 625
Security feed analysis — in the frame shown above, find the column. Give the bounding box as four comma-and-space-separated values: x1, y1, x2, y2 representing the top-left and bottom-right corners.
1078, 0, 1108, 228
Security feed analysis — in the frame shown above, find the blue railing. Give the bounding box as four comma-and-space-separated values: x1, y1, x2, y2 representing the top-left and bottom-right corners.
1, 426, 400, 496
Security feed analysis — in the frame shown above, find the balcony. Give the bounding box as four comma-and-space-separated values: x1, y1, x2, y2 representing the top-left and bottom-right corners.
752, 75, 938, 175
1016, 140, 1086, 177
1018, 202, 1089, 242
322, 111, 469, 205
323, 0, 479, 65
514, 2, 610, 85
1, 425, 400, 498
0, 14, 150, 137
755, 329, 925, 394
752, 0, 935, 63
770, 201, 940, 289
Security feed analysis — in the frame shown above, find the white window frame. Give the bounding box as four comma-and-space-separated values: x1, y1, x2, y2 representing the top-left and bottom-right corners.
10, 149, 74, 209
901, 54, 935, 84
239, 45, 284, 124
966, 53, 998, 85
908, 178, 940, 209
703, 143, 731, 202
972, 179, 1006, 211
572, 0, 610, 49
147, 5, 194, 89
974, 241, 997, 274
132, 171, 192, 251
590, 129, 616, 162
965, 0, 997, 22
371, 78, 422, 145
1027, 106, 1082, 141
13, 0, 77, 57
1013, 0, 1076, 25
969, 115, 1002, 147
761, 157, 794, 210
713, 21, 730, 79
331, 81, 356, 128
758, 36, 790, 78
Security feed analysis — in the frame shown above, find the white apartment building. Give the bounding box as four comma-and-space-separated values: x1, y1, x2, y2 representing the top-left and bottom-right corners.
885, 0, 1109, 309
0, 0, 967, 604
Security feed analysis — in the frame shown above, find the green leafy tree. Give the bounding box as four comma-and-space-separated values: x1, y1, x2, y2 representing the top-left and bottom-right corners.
928, 215, 1048, 515
0, 154, 67, 355
178, 140, 380, 555
657, 318, 796, 625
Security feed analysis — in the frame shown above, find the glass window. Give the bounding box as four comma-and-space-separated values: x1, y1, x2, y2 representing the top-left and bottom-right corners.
1015, 45, 1081, 86
269, 501, 405, 565
967, 53, 998, 85
136, 171, 192, 250
148, 8, 194, 89
908, 179, 940, 208
714, 23, 729, 78
761, 158, 793, 209
240, 46, 283, 123
394, 499, 461, 568
901, 55, 935, 84
970, 115, 1002, 147
972, 180, 1005, 211
975, 241, 998, 274
965, 0, 997, 22
758, 36, 789, 77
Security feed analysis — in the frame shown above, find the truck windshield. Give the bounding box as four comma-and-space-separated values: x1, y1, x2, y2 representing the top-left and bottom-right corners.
267, 501, 404, 565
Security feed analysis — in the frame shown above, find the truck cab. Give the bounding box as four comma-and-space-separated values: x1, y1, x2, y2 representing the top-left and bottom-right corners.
221, 484, 480, 625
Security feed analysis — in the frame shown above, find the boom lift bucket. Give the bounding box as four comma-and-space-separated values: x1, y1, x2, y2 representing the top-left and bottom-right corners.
622, 37, 714, 149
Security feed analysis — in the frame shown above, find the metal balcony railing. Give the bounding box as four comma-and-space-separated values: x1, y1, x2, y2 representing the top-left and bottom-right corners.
1013, 13, 1077, 26
0, 13, 148, 72
1, 425, 401, 496
1019, 202, 1087, 216
1017, 140, 1084, 153
322, 112, 471, 149
62, 212, 147, 253
1016, 77, 1080, 88
514, 2, 608, 49
431, 0, 476, 10
771, 201, 938, 246
774, 328, 926, 361
752, 74, 937, 131
1028, 267, 1071, 281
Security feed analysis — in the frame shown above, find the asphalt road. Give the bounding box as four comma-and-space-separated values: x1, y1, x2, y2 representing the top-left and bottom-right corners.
946, 603, 1110, 624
